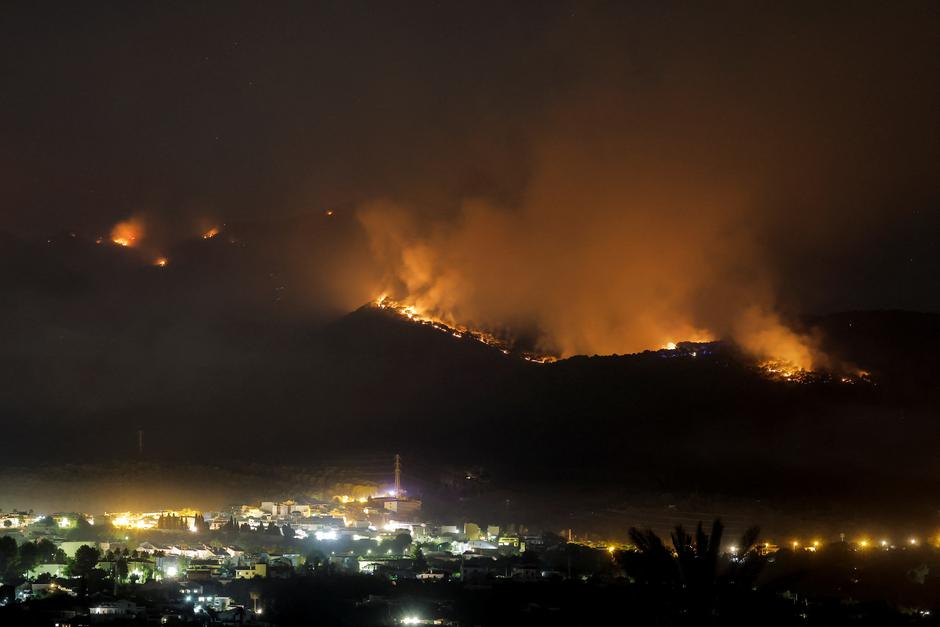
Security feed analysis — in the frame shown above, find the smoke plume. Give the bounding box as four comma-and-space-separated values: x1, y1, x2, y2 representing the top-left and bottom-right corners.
357, 95, 820, 365
342, 4, 936, 367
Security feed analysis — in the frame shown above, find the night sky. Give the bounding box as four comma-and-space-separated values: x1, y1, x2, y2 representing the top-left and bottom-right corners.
1, 2, 938, 462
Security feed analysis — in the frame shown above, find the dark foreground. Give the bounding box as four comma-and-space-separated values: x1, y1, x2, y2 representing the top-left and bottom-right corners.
2, 540, 937, 626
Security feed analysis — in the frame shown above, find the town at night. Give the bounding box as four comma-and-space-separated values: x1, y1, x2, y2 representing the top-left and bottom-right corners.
2, 452, 940, 625
1, 1, 938, 625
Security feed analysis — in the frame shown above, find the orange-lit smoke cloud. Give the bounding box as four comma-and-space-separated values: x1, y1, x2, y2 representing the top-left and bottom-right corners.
733, 306, 817, 371
357, 95, 821, 366
110, 218, 144, 248
341, 4, 938, 368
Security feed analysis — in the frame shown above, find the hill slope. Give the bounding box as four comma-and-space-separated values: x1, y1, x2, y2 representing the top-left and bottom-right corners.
1, 230, 937, 506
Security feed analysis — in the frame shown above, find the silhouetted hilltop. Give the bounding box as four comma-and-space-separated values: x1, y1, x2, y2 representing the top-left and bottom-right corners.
306, 304, 939, 502
1, 230, 937, 506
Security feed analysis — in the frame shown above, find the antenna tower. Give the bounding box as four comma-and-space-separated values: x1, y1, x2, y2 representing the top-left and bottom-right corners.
394, 454, 401, 497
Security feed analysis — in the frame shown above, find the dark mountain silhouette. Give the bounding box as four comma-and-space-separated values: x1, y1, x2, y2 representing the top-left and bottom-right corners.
315, 306, 940, 492
1, 230, 937, 513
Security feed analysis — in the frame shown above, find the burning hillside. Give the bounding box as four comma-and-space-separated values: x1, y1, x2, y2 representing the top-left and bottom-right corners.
109, 218, 143, 247
372, 296, 871, 385
373, 296, 557, 363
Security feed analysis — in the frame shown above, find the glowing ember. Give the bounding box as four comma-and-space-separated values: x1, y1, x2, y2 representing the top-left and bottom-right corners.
202, 227, 219, 239
759, 359, 807, 382
759, 360, 870, 385
154, 257, 168, 267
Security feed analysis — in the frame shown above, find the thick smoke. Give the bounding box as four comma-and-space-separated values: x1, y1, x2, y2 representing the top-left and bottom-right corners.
346, 4, 936, 366
355, 84, 823, 363
3, 3, 935, 371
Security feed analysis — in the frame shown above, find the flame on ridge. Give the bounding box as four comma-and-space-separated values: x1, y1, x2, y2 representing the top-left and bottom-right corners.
372, 296, 557, 363
372, 297, 869, 384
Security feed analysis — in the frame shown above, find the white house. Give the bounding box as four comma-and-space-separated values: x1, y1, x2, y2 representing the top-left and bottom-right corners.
90, 600, 140, 616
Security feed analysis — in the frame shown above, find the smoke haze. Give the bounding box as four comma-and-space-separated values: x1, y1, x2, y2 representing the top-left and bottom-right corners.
349, 3, 937, 362
1, 1, 937, 389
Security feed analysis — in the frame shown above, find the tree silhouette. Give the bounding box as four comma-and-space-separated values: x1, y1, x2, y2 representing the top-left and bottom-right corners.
626, 526, 676, 585
0, 536, 17, 583
17, 541, 40, 576
70, 545, 101, 585
115, 557, 129, 582
413, 548, 428, 574
620, 518, 765, 621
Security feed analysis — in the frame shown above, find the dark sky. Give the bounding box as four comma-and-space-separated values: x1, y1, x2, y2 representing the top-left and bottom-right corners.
3, 2, 936, 299
0, 2, 938, 458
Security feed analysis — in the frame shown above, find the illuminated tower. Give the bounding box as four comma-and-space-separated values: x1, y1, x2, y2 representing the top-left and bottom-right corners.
394, 454, 401, 497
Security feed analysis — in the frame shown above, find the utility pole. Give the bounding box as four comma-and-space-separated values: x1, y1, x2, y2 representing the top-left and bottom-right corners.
394, 454, 401, 498
137, 429, 144, 456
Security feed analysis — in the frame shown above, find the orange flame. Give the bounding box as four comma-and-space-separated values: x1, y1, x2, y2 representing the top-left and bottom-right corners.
110, 219, 143, 247
734, 305, 817, 378
374, 295, 558, 363
202, 227, 219, 239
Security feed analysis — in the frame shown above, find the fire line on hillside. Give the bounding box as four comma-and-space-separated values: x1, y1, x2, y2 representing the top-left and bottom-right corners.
372, 297, 870, 385
372, 296, 557, 364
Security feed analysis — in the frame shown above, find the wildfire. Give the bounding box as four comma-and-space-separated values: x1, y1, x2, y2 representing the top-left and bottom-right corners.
759, 360, 870, 385
372, 297, 869, 383
110, 219, 143, 247
759, 359, 808, 382
373, 296, 557, 364
154, 257, 168, 267
202, 227, 220, 239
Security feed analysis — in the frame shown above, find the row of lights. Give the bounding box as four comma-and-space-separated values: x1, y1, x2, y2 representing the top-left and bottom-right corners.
605, 535, 931, 556
856, 537, 920, 549
724, 537, 924, 554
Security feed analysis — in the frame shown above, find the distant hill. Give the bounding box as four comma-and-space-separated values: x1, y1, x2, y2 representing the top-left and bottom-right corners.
1, 229, 938, 508
301, 303, 940, 504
